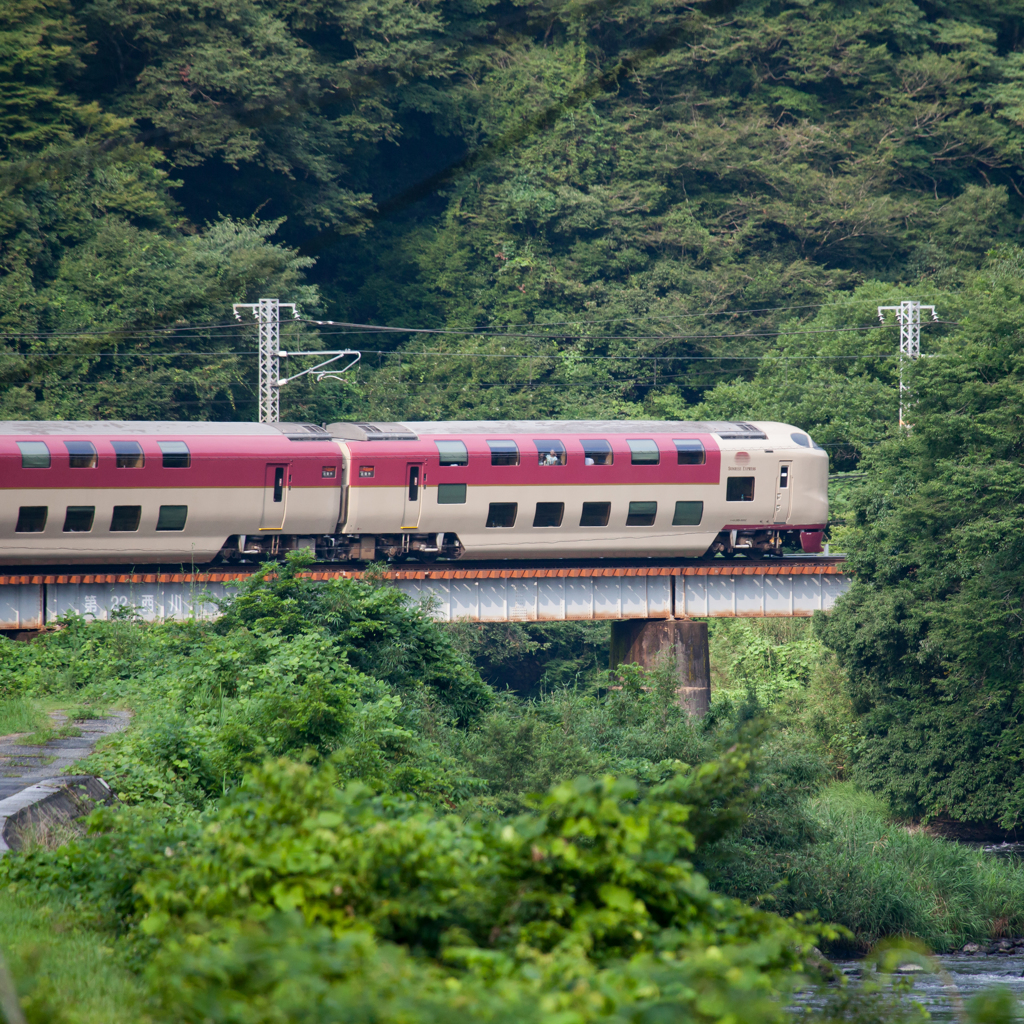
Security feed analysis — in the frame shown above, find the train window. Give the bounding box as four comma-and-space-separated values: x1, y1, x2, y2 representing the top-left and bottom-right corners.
65, 441, 97, 468
726, 477, 755, 501
63, 506, 95, 532
533, 440, 566, 466
580, 440, 612, 466
580, 502, 610, 527
111, 441, 144, 468
627, 439, 660, 465
487, 440, 519, 466
156, 505, 188, 531
17, 441, 50, 469
486, 502, 517, 528
437, 483, 467, 504
672, 501, 703, 526
533, 502, 564, 527
626, 501, 657, 526
15, 506, 47, 533
673, 439, 706, 465
435, 440, 468, 466
791, 433, 810, 447
110, 505, 141, 532
779, 466, 789, 488
159, 441, 191, 468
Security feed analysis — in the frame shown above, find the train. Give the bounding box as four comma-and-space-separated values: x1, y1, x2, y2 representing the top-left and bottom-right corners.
0, 419, 828, 566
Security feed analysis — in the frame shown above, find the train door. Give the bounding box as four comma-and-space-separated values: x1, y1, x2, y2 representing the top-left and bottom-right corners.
260, 463, 289, 530
773, 461, 792, 523
401, 462, 425, 529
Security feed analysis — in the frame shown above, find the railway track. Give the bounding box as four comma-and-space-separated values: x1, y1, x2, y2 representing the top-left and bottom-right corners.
0, 554, 846, 586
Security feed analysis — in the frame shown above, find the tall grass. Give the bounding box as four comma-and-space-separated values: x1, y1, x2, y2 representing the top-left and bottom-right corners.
713, 782, 1024, 952
0, 697, 45, 737
0, 889, 144, 1023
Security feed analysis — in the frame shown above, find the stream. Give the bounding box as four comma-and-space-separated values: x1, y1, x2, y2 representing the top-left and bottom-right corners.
821, 953, 1024, 1021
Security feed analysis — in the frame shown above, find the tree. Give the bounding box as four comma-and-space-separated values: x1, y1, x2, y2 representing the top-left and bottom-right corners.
818, 247, 1024, 828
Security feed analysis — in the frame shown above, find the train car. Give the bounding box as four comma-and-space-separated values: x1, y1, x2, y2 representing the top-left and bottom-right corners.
0, 419, 828, 565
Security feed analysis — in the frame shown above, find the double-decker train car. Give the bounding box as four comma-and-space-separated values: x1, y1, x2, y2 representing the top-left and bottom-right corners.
0, 419, 828, 566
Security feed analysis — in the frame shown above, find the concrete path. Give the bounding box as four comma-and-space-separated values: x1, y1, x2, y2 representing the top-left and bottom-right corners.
0, 711, 130, 800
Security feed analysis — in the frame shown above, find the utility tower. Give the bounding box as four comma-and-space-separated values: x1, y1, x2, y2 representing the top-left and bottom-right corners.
232, 298, 297, 424
877, 300, 938, 427
232, 298, 361, 424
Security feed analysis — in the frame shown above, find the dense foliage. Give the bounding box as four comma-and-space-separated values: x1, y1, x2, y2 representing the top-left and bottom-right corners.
816, 252, 1024, 829
3, 0, 1024, 420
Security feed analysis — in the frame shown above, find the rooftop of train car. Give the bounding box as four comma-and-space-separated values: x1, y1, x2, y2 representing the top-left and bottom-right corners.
0, 421, 331, 437
0, 420, 785, 443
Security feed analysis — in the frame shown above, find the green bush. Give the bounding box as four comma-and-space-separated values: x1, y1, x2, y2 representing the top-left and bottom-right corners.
5, 748, 837, 1024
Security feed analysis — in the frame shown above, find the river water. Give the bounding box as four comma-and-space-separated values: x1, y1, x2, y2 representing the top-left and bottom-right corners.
821, 953, 1024, 1021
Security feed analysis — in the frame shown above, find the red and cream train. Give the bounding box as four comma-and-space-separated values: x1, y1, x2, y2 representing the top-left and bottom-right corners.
0, 419, 828, 565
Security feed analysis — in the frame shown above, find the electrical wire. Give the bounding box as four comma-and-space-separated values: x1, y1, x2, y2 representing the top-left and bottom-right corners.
0, 350, 913, 361
0, 293, 961, 341
297, 317, 908, 342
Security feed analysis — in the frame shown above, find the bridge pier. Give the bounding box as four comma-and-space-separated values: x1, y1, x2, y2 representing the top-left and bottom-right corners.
609, 619, 711, 717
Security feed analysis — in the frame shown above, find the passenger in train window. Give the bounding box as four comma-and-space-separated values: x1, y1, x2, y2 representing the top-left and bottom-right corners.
533, 440, 566, 466
726, 477, 755, 501
580, 439, 613, 465
63, 506, 95, 532
111, 441, 144, 468
65, 441, 97, 468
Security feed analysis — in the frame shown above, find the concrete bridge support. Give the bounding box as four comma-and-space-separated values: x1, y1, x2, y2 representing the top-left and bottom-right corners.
609, 619, 711, 717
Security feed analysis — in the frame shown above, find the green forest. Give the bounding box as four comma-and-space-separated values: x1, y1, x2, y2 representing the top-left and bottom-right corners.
2, 0, 1024, 1019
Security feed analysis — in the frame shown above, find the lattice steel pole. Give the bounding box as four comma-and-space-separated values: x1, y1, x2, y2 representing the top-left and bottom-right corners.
878, 300, 937, 427
232, 298, 297, 423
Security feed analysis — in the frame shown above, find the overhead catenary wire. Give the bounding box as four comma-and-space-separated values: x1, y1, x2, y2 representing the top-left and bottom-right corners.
1, 299, 950, 341
296, 318, 914, 342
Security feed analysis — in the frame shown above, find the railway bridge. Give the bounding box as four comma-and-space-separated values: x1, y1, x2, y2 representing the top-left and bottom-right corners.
0, 557, 848, 715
